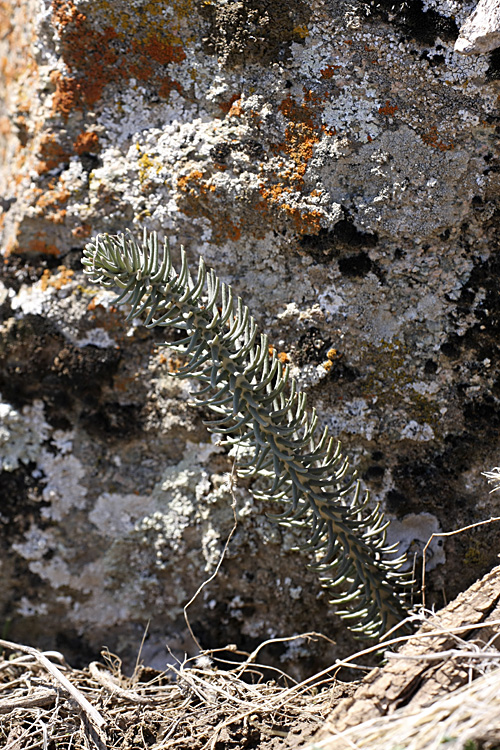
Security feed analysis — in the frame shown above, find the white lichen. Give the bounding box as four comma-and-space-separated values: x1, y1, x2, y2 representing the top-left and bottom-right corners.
0, 396, 49, 471
76, 327, 118, 348
38, 449, 88, 521
386, 512, 446, 572
400, 420, 435, 442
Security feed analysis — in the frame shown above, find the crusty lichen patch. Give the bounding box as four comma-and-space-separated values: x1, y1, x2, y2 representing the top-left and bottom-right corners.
1, 0, 500, 672
0, 397, 49, 471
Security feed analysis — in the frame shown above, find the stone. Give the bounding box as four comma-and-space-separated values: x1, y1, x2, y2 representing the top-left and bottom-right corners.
455, 0, 500, 54
1, 0, 500, 676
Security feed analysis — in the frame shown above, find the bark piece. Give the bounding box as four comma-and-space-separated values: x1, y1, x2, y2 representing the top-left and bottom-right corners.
322, 564, 500, 734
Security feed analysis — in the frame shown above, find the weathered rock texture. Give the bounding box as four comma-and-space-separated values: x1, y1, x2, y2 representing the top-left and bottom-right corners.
456, 0, 500, 53
1, 0, 500, 674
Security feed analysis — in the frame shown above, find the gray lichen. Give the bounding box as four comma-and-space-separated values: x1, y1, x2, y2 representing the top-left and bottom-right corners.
1, 0, 499, 671
0, 397, 49, 472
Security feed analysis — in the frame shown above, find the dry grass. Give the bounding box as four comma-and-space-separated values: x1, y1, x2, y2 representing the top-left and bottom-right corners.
0, 635, 336, 750
2, 614, 500, 750
313, 664, 500, 750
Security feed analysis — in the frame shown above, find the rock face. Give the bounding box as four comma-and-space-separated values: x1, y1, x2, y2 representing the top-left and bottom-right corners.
1, 0, 500, 675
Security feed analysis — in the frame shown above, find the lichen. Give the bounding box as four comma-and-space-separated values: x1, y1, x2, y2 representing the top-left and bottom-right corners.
386, 512, 446, 572
1, 0, 500, 666
0, 397, 49, 471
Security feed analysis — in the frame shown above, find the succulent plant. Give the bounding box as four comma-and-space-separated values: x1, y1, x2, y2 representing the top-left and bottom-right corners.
82, 229, 410, 638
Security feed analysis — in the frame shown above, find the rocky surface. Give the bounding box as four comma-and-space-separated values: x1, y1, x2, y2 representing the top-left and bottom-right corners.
1, 0, 500, 676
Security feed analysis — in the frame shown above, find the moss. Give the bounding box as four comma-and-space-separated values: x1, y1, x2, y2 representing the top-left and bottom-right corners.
359, 338, 441, 429
463, 545, 488, 568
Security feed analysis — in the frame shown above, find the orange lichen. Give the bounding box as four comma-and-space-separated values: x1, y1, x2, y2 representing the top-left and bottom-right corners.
178, 170, 210, 194
269, 346, 289, 363
258, 186, 323, 235
28, 181, 71, 226
177, 171, 245, 243
24, 238, 60, 256
275, 90, 331, 183
51, 2, 122, 110
279, 92, 322, 127
177, 84, 336, 242
167, 355, 185, 373
254, 91, 324, 234
36, 132, 70, 174
289, 207, 322, 234
220, 218, 242, 242
129, 57, 154, 81
158, 77, 183, 99
219, 94, 241, 114
50, 208, 67, 224
50, 0, 187, 114
322, 348, 343, 369
293, 24, 309, 38
280, 122, 319, 182
303, 88, 330, 106
40, 265, 75, 291
378, 101, 398, 116
138, 37, 186, 65
228, 99, 243, 118
253, 91, 327, 235
254, 86, 341, 237
322, 349, 347, 372
35, 186, 70, 211
129, 37, 185, 89
211, 214, 243, 243
50, 70, 81, 117
320, 65, 341, 79
274, 93, 328, 185
421, 126, 454, 152
73, 131, 100, 155
89, 0, 191, 45
40, 269, 52, 291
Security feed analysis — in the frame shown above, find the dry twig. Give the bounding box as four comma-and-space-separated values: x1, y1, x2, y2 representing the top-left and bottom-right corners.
0, 638, 108, 749
421, 515, 500, 607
